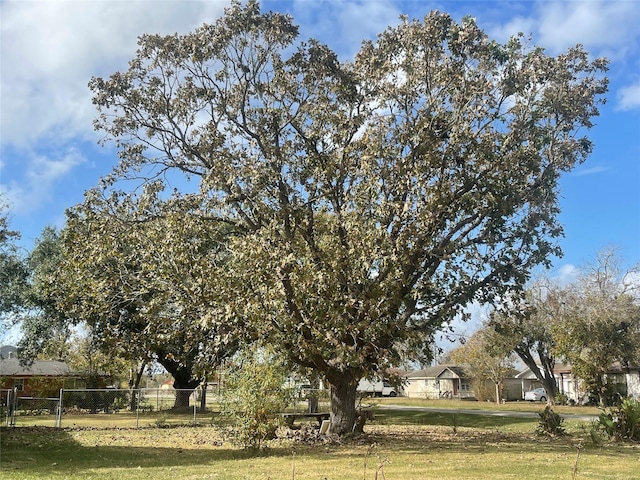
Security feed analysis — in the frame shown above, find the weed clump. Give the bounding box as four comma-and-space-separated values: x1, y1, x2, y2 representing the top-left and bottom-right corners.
536, 406, 566, 437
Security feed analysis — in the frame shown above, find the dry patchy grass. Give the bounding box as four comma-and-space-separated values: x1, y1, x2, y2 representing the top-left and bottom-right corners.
1, 409, 638, 479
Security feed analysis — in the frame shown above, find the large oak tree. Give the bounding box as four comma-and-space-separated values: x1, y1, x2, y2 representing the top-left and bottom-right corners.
88, 1, 607, 433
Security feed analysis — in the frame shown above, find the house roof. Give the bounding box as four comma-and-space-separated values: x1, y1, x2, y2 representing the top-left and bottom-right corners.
0, 345, 18, 360
0, 358, 72, 377
406, 365, 467, 379
515, 366, 565, 379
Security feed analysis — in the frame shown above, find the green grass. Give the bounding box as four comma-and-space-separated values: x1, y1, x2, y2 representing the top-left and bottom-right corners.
374, 397, 602, 416
1, 404, 638, 479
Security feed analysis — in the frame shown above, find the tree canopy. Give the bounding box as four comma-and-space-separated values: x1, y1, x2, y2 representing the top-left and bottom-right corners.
87, 0, 608, 433
57, 189, 237, 407
552, 250, 640, 405
486, 277, 563, 402
0, 199, 28, 324
488, 250, 640, 406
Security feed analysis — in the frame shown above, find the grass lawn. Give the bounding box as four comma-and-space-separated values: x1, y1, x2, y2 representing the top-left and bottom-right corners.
375, 397, 602, 416
1, 404, 638, 479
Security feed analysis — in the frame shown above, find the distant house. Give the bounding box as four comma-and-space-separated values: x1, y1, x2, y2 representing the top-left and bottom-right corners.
516, 363, 640, 403
404, 365, 472, 399
515, 364, 577, 401
0, 345, 93, 398
0, 345, 18, 360
160, 378, 175, 390
600, 362, 640, 401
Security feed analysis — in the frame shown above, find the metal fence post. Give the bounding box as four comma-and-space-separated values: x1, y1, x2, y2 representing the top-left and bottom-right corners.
57, 388, 64, 428
5, 389, 11, 427
9, 387, 17, 427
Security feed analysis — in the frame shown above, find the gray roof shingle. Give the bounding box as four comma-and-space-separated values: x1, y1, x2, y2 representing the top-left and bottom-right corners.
0, 358, 72, 376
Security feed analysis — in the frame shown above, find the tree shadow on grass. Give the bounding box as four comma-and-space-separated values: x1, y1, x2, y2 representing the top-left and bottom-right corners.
0, 426, 289, 477
2, 424, 637, 479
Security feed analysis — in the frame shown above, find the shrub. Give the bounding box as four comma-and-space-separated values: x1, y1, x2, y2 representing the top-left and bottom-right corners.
536, 406, 566, 436
587, 420, 605, 445
554, 393, 568, 405
597, 398, 640, 442
216, 346, 294, 449
64, 389, 129, 413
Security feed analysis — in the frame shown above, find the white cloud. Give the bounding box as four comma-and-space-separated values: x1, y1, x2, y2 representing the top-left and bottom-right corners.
1, 148, 86, 214
616, 81, 640, 111
572, 165, 608, 176
0, 0, 231, 216
535, 1, 640, 55
0, 0, 230, 149
552, 264, 580, 286
291, 0, 403, 57
488, 15, 537, 43
486, 1, 640, 58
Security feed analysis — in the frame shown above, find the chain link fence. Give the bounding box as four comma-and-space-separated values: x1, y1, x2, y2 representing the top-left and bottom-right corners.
3, 387, 331, 428
3, 388, 60, 427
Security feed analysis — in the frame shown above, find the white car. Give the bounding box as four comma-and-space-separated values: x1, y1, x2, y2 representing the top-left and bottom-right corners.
357, 379, 398, 397
524, 387, 548, 402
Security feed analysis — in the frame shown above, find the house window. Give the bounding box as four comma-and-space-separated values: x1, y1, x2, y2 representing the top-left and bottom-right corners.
460, 380, 470, 391
14, 379, 24, 391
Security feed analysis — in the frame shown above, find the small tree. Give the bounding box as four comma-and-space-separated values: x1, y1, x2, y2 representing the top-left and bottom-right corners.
450, 329, 515, 403
217, 345, 293, 449
486, 279, 563, 403
553, 250, 640, 406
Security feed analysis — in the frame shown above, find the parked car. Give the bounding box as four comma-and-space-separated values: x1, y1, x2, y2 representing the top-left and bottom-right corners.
357, 379, 397, 397
524, 387, 547, 402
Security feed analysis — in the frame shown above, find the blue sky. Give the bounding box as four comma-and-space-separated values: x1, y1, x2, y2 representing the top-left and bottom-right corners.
1, 1, 639, 299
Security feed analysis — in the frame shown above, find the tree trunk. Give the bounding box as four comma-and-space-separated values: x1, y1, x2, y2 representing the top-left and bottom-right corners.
307, 373, 321, 414
328, 375, 358, 435
516, 349, 557, 405
173, 388, 193, 409
495, 382, 501, 405
156, 349, 201, 410
200, 382, 207, 411
157, 357, 200, 410
538, 352, 558, 404
171, 371, 201, 409
129, 361, 147, 411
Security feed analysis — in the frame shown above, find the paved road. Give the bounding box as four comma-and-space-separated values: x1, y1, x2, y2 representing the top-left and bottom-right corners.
377, 404, 598, 421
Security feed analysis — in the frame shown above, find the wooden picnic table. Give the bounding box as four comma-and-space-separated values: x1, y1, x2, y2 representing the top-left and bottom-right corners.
282, 412, 330, 427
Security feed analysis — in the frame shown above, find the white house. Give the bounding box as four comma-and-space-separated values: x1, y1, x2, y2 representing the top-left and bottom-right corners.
516, 363, 640, 403
404, 365, 472, 399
